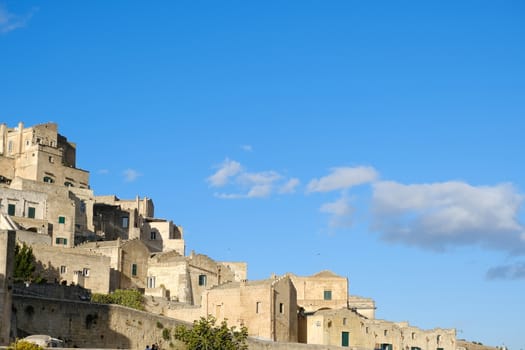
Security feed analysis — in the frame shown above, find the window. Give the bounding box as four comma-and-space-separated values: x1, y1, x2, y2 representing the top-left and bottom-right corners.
365, 327, 369, 334
122, 216, 129, 228
60, 266, 67, 274
80, 201, 86, 213
58, 216, 65, 224
8, 140, 13, 152
198, 274, 207, 286
148, 276, 156, 289
64, 181, 74, 187
412, 332, 416, 340
279, 303, 284, 314
131, 263, 137, 276
55, 237, 68, 245
324, 290, 332, 300
28, 207, 36, 219
43, 176, 54, 183
343, 317, 347, 325
49, 156, 54, 163
7, 204, 15, 216
82, 268, 90, 277
256, 301, 261, 313
381, 344, 393, 350
384, 330, 388, 336
341, 331, 349, 347
150, 231, 156, 240
437, 335, 442, 344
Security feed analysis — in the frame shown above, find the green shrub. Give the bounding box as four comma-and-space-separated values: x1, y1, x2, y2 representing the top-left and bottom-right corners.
90, 289, 144, 310
8, 340, 44, 350
162, 327, 171, 341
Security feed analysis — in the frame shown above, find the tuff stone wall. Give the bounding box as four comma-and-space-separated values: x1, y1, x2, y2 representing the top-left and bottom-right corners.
0, 230, 15, 345
13, 295, 188, 349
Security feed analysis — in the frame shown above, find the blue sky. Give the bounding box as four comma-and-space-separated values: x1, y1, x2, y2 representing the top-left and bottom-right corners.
1, 1, 524, 348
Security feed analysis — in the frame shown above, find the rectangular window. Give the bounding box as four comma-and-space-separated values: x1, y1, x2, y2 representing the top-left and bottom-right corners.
256, 301, 261, 313
324, 290, 332, 300
55, 237, 67, 245
28, 207, 36, 219
279, 303, 284, 314
382, 344, 393, 350
198, 274, 207, 286
8, 204, 15, 216
343, 317, 347, 325
342, 331, 349, 347
131, 263, 137, 276
60, 266, 67, 274
80, 201, 86, 213
58, 216, 65, 224
148, 276, 156, 289
122, 216, 129, 228
82, 268, 90, 277
150, 231, 156, 240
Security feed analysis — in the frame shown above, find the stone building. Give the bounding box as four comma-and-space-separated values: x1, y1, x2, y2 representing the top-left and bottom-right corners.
169, 274, 298, 343
306, 308, 456, 350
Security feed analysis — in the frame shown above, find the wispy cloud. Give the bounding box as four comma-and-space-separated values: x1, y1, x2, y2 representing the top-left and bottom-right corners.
207, 158, 242, 187
97, 169, 110, 175
0, 4, 37, 34
307, 166, 378, 193
279, 178, 300, 194
486, 262, 525, 280
208, 158, 298, 199
241, 144, 253, 152
320, 195, 354, 228
123, 169, 142, 182
371, 181, 525, 254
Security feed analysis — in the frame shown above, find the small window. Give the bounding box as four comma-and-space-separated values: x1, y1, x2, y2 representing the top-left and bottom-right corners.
256, 301, 261, 313
8, 140, 13, 152
60, 266, 67, 274
49, 156, 54, 163
64, 181, 74, 187
28, 207, 36, 219
437, 335, 442, 344
80, 201, 86, 213
365, 327, 369, 334
198, 274, 207, 286
279, 303, 284, 314
122, 216, 129, 228
148, 276, 156, 289
7, 204, 16, 216
324, 290, 332, 300
412, 332, 416, 340
343, 317, 347, 325
43, 176, 55, 183
82, 268, 90, 277
150, 231, 156, 240
58, 216, 65, 224
384, 330, 388, 336
131, 263, 137, 276
55, 237, 68, 245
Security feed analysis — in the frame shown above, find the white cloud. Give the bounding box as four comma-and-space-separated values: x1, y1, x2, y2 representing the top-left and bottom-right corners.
207, 158, 242, 187
0, 5, 36, 34
320, 196, 354, 228
371, 181, 525, 254
279, 178, 300, 194
123, 169, 141, 182
97, 169, 109, 175
241, 144, 253, 152
307, 166, 378, 193
207, 159, 298, 199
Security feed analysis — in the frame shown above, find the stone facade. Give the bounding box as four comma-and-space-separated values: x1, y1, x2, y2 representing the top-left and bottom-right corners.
31, 244, 111, 294
307, 308, 456, 350
0, 229, 15, 345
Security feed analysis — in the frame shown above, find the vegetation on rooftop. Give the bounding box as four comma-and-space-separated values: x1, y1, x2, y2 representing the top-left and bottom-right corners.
91, 288, 144, 310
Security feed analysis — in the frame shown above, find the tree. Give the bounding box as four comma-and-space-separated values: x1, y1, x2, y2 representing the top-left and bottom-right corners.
174, 315, 248, 350
14, 243, 36, 283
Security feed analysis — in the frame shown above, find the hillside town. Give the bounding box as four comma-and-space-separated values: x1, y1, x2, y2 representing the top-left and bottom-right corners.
0, 122, 491, 350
